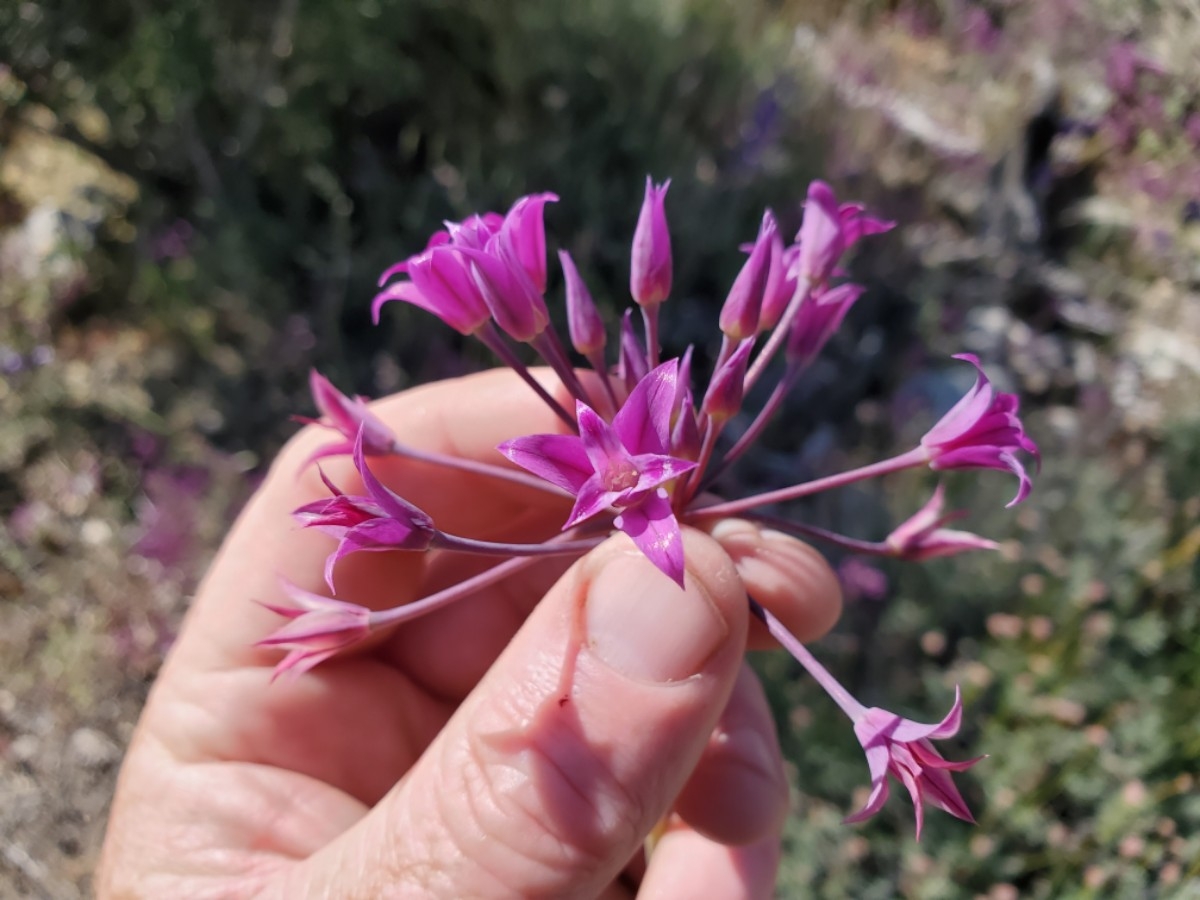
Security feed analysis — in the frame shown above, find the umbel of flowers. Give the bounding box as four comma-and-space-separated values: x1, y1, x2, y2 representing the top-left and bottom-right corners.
264, 178, 1038, 840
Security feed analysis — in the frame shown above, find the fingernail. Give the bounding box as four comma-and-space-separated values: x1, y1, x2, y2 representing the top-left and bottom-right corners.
586, 552, 729, 683
709, 518, 760, 542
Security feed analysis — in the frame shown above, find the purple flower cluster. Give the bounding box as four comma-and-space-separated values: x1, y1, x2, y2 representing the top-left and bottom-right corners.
262, 179, 1038, 838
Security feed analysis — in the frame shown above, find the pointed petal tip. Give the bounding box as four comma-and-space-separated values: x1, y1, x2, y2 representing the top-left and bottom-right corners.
377, 260, 409, 288
323, 553, 338, 595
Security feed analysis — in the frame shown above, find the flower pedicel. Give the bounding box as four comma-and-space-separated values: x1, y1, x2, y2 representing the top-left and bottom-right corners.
261, 179, 1038, 837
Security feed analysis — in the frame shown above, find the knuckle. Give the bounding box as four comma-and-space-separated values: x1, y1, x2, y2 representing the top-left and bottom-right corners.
437, 718, 647, 889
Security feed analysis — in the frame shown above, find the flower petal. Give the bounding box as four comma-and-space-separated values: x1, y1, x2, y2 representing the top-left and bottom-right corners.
577, 402, 633, 475
501, 192, 558, 293
889, 687, 964, 743
631, 177, 672, 307
618, 309, 649, 388
796, 180, 844, 285
613, 359, 679, 455
565, 475, 620, 528
325, 518, 430, 590
842, 774, 890, 825
612, 489, 685, 586
497, 433, 593, 493
843, 740, 892, 823
560, 249, 606, 356
353, 430, 436, 534
629, 453, 697, 492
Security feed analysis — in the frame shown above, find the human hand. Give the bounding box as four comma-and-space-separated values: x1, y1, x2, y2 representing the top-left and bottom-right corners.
97, 370, 841, 899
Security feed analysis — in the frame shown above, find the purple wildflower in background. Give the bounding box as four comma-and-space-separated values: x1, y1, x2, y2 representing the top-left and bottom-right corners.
838, 558, 889, 602
264, 176, 1039, 839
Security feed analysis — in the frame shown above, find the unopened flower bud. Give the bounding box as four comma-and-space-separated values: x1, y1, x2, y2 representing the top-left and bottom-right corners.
618, 309, 649, 389
630, 177, 672, 307
701, 340, 754, 423
560, 250, 606, 356
885, 484, 998, 560
720, 213, 776, 341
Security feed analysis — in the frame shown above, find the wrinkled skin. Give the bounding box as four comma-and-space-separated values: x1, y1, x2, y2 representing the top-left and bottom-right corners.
97, 370, 841, 899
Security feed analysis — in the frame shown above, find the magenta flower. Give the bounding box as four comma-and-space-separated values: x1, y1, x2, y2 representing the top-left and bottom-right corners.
886, 485, 998, 561
297, 371, 396, 467
701, 339, 754, 423
372, 244, 492, 334
795, 181, 844, 287
441, 211, 505, 250
271, 179, 1034, 844
256, 580, 373, 680
630, 177, 672, 307
785, 282, 865, 364
461, 239, 550, 342
844, 688, 984, 840
372, 193, 556, 337
759, 235, 796, 331
458, 192, 558, 342
920, 354, 1040, 507
294, 430, 435, 589
795, 181, 893, 288
560, 249, 606, 356
499, 192, 557, 293
618, 309, 649, 389
719, 212, 776, 340
499, 361, 697, 585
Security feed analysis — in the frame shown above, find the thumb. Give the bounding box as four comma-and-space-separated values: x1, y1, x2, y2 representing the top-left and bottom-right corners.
293, 529, 749, 899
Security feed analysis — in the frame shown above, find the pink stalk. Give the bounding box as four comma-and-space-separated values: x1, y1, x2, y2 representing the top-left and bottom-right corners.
743, 282, 811, 391
389, 442, 571, 496
531, 329, 597, 410
691, 447, 928, 518
642, 305, 660, 369
434, 533, 604, 556
586, 348, 620, 417
702, 360, 800, 487
680, 334, 737, 500
477, 323, 576, 429
744, 513, 891, 555
682, 419, 720, 507
369, 554, 544, 629
748, 598, 865, 720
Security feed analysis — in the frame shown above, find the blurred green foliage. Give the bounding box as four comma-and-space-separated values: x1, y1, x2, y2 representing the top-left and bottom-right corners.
3, 0, 815, 423
762, 418, 1200, 897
